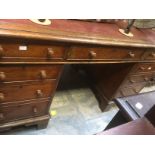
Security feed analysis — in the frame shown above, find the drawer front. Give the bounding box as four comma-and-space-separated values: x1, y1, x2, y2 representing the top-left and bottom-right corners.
143, 49, 155, 60
115, 83, 146, 98
0, 80, 56, 103
0, 98, 50, 123
67, 46, 144, 60
123, 73, 154, 85
0, 65, 62, 82
132, 63, 155, 74
0, 44, 66, 62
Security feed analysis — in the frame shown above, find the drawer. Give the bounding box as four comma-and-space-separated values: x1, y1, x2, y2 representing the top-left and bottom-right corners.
115, 83, 146, 98
0, 98, 50, 123
143, 49, 155, 60
67, 46, 144, 61
0, 43, 66, 62
132, 63, 155, 74
0, 80, 57, 103
0, 65, 62, 82
123, 73, 154, 85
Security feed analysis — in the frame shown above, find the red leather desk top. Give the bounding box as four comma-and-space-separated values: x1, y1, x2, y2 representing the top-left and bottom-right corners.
0, 19, 155, 47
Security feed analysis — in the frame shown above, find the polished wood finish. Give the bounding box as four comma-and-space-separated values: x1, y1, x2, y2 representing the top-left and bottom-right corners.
0, 65, 62, 82
0, 19, 155, 48
132, 63, 155, 73
0, 19, 155, 132
0, 43, 66, 62
0, 115, 50, 132
0, 80, 56, 103
0, 98, 50, 124
67, 46, 144, 61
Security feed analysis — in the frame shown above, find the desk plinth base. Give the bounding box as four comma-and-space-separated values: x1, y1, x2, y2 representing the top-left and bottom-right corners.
0, 115, 50, 133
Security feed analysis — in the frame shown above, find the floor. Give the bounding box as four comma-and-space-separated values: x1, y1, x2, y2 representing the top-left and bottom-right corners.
2, 65, 155, 135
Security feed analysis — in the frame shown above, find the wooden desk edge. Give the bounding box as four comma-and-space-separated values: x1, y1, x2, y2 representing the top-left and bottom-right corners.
0, 22, 155, 48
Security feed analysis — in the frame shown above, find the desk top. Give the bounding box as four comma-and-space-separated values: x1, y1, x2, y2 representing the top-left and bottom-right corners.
0, 19, 155, 48
98, 118, 155, 135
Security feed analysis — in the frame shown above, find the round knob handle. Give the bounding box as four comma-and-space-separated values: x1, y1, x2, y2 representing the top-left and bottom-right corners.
140, 66, 145, 71
151, 52, 155, 57
133, 88, 138, 93
89, 51, 97, 59
0, 72, 6, 80
144, 77, 149, 81
47, 48, 54, 58
0, 113, 4, 119
0, 93, 4, 101
0, 45, 4, 57
33, 107, 38, 114
148, 66, 152, 70
36, 90, 43, 97
40, 70, 47, 79
129, 52, 135, 58
129, 78, 135, 83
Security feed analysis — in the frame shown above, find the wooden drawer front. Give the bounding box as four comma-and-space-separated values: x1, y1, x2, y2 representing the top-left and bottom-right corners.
143, 49, 155, 60
0, 44, 66, 62
0, 80, 56, 103
115, 83, 146, 98
0, 98, 50, 123
132, 63, 155, 74
67, 46, 144, 60
124, 73, 154, 85
0, 65, 62, 82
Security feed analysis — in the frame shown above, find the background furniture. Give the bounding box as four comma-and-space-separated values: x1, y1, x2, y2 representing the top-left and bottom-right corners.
98, 118, 155, 135
0, 19, 155, 132
105, 91, 155, 130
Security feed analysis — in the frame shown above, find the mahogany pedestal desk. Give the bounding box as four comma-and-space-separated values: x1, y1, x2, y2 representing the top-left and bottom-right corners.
0, 19, 155, 132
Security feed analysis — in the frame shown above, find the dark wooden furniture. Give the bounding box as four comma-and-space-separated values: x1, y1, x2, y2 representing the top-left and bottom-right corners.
105, 91, 155, 130
0, 19, 155, 132
98, 118, 155, 135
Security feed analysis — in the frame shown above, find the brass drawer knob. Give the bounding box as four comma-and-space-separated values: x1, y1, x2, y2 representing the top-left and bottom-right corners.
40, 70, 47, 79
140, 66, 145, 71
36, 90, 43, 97
129, 78, 135, 83
89, 51, 97, 59
129, 52, 135, 58
47, 48, 54, 58
148, 66, 152, 70
133, 88, 139, 93
0, 45, 4, 57
144, 77, 149, 81
0, 93, 4, 101
151, 52, 155, 57
0, 72, 6, 80
33, 107, 38, 114
0, 113, 4, 119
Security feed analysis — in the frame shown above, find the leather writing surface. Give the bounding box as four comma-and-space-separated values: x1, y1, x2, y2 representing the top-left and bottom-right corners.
0, 19, 155, 46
